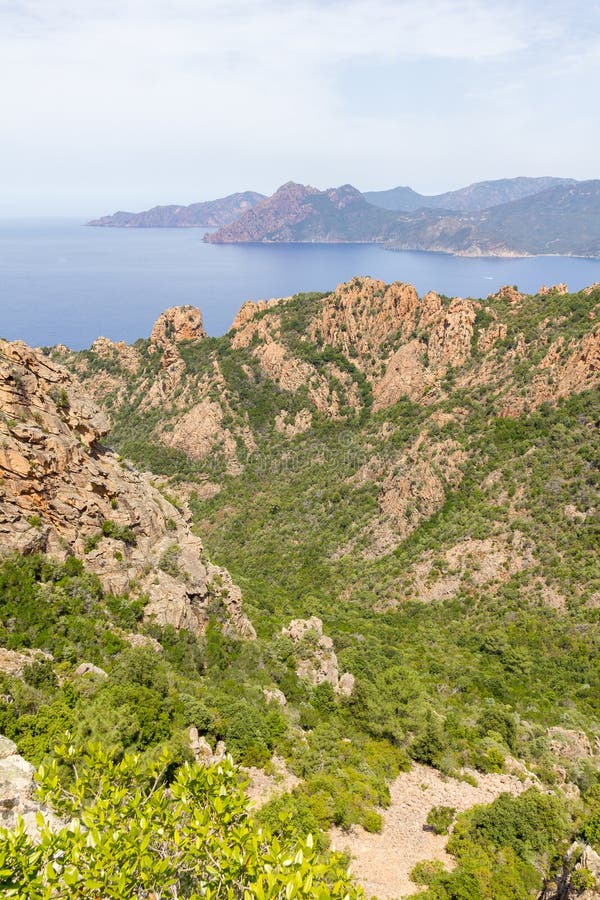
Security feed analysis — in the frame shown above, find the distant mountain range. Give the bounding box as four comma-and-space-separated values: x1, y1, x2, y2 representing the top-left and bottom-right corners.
88, 191, 266, 227
363, 176, 576, 212
205, 179, 600, 257
385, 180, 600, 257
89, 177, 600, 257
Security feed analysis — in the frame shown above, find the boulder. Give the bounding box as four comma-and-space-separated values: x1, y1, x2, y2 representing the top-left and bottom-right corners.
263, 688, 287, 707
0, 736, 62, 839
282, 617, 354, 695
149, 306, 206, 350
74, 662, 108, 678
189, 728, 227, 766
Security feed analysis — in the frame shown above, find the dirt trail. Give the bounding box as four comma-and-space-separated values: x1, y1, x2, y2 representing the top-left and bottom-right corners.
330, 762, 536, 899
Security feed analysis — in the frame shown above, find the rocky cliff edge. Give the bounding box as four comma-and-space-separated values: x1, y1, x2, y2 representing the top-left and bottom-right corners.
0, 339, 255, 640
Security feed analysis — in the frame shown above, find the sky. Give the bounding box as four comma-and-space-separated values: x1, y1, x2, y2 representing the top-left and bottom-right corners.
1, 0, 599, 216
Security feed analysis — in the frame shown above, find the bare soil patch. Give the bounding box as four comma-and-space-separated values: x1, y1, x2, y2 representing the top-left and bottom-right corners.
330, 762, 536, 899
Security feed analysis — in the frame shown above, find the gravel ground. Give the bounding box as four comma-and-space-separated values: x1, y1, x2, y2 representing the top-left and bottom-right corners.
243, 755, 301, 808
330, 762, 537, 899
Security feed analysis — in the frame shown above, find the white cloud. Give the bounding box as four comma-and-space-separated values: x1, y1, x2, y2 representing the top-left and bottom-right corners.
3, 0, 548, 62
0, 0, 598, 213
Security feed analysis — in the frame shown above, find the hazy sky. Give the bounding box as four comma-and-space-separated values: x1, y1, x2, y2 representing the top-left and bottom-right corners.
1, 0, 599, 215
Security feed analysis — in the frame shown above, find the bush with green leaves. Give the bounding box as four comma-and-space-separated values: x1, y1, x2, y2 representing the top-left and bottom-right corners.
474, 747, 505, 775
411, 788, 570, 899
410, 859, 448, 886
426, 805, 456, 836
22, 658, 58, 692
570, 868, 597, 892
581, 810, 600, 850
101, 519, 137, 545
0, 740, 364, 900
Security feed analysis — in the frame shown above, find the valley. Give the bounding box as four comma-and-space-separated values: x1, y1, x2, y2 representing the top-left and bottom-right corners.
1, 278, 599, 897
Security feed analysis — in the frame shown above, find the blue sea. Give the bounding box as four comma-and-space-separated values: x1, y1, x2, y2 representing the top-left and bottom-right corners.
1, 219, 600, 350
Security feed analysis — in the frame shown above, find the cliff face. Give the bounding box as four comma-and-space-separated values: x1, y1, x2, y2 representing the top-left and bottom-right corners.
88, 191, 266, 228
308, 279, 478, 394
149, 305, 207, 349
0, 339, 255, 639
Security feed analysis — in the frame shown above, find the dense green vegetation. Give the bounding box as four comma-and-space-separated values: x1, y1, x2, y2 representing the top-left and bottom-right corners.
7, 282, 598, 897
184, 386, 600, 794
412, 789, 570, 899
1, 560, 596, 900
0, 741, 362, 899
0, 553, 406, 837
2, 551, 593, 897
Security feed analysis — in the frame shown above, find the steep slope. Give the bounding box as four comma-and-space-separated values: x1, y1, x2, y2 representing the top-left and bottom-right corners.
52, 279, 600, 866
204, 181, 398, 243
88, 190, 266, 227
466, 178, 600, 255
0, 338, 255, 639
15, 281, 600, 899
364, 176, 576, 212
57, 279, 600, 598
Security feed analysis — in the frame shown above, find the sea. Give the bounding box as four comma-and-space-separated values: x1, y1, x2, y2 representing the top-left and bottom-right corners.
1, 218, 600, 350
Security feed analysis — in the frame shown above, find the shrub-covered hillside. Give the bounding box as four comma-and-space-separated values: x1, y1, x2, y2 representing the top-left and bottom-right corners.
53, 279, 600, 775
1, 278, 598, 897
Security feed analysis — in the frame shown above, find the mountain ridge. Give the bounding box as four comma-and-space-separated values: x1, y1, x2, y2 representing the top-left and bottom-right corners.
2, 280, 600, 899
204, 181, 398, 243
88, 190, 266, 227
205, 179, 600, 257
364, 176, 577, 212
86, 176, 600, 258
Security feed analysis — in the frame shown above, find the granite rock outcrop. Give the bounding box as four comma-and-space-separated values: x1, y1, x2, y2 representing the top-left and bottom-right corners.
0, 735, 62, 839
282, 617, 354, 696
0, 339, 255, 640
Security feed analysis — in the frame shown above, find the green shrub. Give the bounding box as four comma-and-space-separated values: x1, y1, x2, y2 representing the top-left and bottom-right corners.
478, 707, 517, 750
312, 681, 336, 714
101, 519, 137, 545
474, 747, 505, 774
582, 811, 600, 849
22, 658, 57, 691
361, 809, 383, 833
412, 722, 448, 766
427, 805, 456, 835
0, 741, 363, 899
462, 789, 567, 861
410, 859, 447, 885
83, 533, 101, 553
570, 868, 597, 892
158, 543, 181, 578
